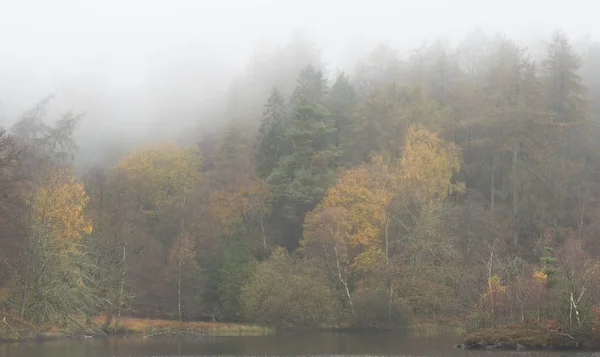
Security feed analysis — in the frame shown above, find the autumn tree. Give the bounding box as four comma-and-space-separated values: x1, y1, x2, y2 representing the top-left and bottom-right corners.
9, 96, 86, 322
25, 166, 100, 325
109, 142, 203, 321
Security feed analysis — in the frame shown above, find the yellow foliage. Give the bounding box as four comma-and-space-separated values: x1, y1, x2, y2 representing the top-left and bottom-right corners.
115, 142, 203, 214
302, 155, 398, 275
534, 270, 548, 284
400, 124, 464, 202
352, 247, 386, 273
485, 275, 507, 295
209, 179, 269, 236
32, 166, 92, 244
319, 165, 387, 248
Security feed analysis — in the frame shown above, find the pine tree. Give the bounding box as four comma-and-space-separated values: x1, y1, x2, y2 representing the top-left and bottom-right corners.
290, 64, 328, 105
264, 67, 339, 249
255, 87, 287, 179
327, 73, 357, 165
542, 31, 587, 125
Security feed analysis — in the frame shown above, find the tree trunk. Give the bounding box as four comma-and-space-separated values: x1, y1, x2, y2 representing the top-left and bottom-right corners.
512, 147, 518, 246
334, 246, 355, 316
115, 244, 126, 332
19, 260, 29, 320
385, 217, 392, 321
177, 194, 186, 330
490, 156, 495, 214
259, 217, 267, 260
178, 259, 183, 330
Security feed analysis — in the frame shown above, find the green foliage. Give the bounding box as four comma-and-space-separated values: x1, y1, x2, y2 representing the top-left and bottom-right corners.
327, 73, 357, 160
350, 289, 412, 328
267, 99, 338, 206
540, 246, 557, 287
240, 247, 336, 328
255, 88, 287, 179
218, 226, 257, 321
291, 64, 328, 104
26, 232, 105, 327
10, 31, 600, 337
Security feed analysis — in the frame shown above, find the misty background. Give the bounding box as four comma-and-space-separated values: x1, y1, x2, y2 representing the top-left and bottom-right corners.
1, 0, 597, 172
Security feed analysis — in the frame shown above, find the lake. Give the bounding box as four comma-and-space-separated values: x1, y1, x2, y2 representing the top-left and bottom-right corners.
0, 330, 596, 357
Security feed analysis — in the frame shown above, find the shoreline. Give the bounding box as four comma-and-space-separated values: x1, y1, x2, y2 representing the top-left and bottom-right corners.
0, 315, 275, 344
457, 323, 593, 351
0, 316, 463, 344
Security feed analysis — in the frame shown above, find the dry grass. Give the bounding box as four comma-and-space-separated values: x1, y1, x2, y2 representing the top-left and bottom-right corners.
0, 314, 65, 341
92, 314, 274, 336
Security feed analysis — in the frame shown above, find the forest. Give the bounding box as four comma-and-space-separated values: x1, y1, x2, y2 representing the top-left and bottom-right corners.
2, 29, 600, 335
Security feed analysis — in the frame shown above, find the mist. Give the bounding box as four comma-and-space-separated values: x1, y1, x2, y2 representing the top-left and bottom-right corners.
0, 0, 598, 171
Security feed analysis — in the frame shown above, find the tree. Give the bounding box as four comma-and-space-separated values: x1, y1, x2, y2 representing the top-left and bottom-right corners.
168, 232, 197, 327
290, 64, 328, 105
240, 247, 335, 328
542, 31, 587, 126
303, 207, 356, 315
217, 227, 256, 320
115, 142, 203, 218
399, 124, 464, 203
255, 88, 287, 179
10, 97, 85, 321
24, 166, 100, 325
327, 73, 357, 164
110, 142, 203, 322
266, 69, 338, 249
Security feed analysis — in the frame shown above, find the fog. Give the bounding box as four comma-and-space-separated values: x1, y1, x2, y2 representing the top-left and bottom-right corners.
0, 0, 598, 170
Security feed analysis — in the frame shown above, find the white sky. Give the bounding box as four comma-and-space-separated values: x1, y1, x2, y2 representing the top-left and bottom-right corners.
2, 0, 598, 88
0, 0, 598, 167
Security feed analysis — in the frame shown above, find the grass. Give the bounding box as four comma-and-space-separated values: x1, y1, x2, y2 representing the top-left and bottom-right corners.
0, 315, 68, 342
91, 314, 274, 337
0, 313, 273, 343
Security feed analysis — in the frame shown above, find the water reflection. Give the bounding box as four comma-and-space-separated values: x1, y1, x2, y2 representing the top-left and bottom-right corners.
0, 330, 595, 357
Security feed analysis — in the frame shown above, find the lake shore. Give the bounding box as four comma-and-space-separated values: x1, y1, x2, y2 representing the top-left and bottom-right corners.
458, 323, 586, 350
0, 315, 274, 343
1, 315, 465, 343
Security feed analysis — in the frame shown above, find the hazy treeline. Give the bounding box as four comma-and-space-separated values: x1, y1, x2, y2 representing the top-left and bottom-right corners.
3, 29, 600, 332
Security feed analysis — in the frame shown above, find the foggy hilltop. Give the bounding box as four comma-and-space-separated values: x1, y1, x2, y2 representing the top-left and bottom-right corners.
0, 0, 598, 172
5, 0, 600, 338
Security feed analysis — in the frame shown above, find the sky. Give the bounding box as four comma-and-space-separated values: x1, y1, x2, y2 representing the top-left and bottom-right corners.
0, 0, 598, 168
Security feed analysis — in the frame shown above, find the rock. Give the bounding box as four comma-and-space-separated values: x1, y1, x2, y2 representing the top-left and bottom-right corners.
465, 343, 483, 350
485, 344, 499, 349
497, 342, 515, 350
516, 343, 526, 351
453, 344, 462, 348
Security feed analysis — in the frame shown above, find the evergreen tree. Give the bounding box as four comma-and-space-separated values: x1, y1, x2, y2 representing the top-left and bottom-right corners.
327, 73, 357, 165
542, 31, 587, 125
290, 64, 328, 105
255, 87, 287, 179
217, 225, 257, 321
265, 67, 339, 249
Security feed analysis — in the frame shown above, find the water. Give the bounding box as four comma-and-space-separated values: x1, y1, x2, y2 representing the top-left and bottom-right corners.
0, 330, 596, 357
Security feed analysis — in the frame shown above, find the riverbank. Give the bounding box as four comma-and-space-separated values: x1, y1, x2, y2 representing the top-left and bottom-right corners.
0, 315, 274, 343
458, 323, 581, 350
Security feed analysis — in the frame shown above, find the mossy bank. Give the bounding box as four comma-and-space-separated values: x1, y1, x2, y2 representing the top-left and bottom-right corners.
457, 323, 587, 350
